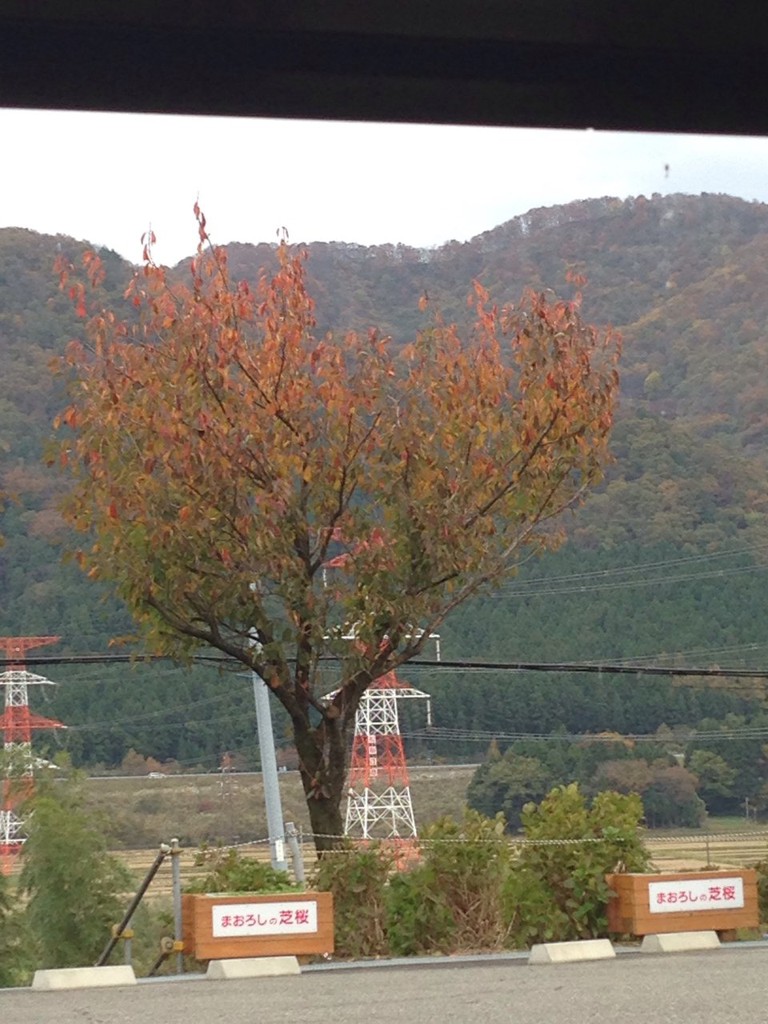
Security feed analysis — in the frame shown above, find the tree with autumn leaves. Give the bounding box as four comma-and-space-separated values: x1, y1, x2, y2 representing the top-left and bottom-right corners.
53, 210, 620, 849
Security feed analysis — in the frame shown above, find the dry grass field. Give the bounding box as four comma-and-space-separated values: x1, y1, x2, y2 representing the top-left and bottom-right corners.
646, 825, 768, 871
82, 764, 475, 851
56, 765, 475, 889
1, 766, 474, 888
64, 768, 768, 887
7, 770, 767, 886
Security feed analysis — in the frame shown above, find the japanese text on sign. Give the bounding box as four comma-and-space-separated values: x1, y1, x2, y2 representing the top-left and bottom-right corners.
648, 877, 744, 914
212, 900, 318, 937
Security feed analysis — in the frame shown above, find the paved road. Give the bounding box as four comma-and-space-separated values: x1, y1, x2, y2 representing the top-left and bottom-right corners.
4, 949, 768, 1024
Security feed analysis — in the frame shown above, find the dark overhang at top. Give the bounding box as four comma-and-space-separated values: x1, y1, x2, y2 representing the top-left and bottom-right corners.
1, 3, 766, 137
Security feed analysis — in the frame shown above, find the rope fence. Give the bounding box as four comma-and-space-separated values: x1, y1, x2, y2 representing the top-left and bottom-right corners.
299, 829, 768, 850
192, 828, 768, 871
109, 828, 768, 889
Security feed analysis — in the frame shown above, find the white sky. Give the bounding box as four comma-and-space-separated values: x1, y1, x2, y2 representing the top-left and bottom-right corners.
3, 108, 768, 267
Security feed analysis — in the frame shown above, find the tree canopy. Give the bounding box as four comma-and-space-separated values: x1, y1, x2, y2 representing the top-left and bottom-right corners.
53, 211, 620, 847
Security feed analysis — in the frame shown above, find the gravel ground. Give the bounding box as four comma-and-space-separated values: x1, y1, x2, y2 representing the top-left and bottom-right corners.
4, 946, 768, 1024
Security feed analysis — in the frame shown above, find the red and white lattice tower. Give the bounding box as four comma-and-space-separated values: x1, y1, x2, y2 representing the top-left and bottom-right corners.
0, 636, 64, 875
321, 538, 437, 844
344, 669, 432, 842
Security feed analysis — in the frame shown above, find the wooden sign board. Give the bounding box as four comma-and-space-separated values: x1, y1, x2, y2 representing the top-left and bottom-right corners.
182, 891, 334, 960
606, 870, 758, 936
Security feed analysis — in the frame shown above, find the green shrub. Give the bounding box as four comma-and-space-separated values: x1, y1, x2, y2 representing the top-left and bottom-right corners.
184, 846, 298, 894
386, 867, 456, 956
387, 810, 513, 955
306, 788, 651, 960
511, 783, 649, 942
748, 858, 768, 927
502, 865, 571, 948
312, 843, 392, 959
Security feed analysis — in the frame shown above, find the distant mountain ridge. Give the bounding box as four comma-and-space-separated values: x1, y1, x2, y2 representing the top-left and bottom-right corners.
220, 193, 768, 458
4, 193, 768, 771
2, 192, 768, 645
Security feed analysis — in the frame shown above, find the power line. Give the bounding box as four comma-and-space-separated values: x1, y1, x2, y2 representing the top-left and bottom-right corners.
586, 641, 768, 666
497, 561, 768, 598
0, 653, 229, 667
7, 652, 768, 680
402, 659, 768, 679
499, 542, 768, 590
60, 691, 247, 731
407, 725, 768, 745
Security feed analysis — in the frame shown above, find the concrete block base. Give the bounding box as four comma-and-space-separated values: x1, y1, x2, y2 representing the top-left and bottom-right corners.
529, 939, 616, 964
641, 930, 721, 954
32, 965, 137, 990
206, 956, 301, 980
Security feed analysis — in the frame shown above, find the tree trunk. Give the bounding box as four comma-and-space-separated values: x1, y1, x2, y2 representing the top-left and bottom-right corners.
304, 792, 346, 853
293, 715, 350, 854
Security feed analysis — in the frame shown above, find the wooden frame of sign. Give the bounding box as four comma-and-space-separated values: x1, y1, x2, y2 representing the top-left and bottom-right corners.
606, 870, 758, 936
182, 891, 334, 960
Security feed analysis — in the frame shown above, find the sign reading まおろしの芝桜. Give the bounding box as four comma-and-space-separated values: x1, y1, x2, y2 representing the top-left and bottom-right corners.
182, 891, 334, 959
606, 871, 757, 936
212, 900, 318, 937
648, 876, 744, 913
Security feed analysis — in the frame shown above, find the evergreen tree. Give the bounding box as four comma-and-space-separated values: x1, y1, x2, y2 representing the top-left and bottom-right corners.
0, 872, 33, 987
19, 779, 132, 968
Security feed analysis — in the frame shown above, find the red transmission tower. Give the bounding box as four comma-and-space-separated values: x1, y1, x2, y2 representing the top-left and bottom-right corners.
321, 536, 436, 849
0, 636, 64, 875
344, 669, 431, 845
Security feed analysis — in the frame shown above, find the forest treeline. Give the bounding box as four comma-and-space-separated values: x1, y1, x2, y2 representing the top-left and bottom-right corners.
3, 193, 768, 819
32, 539, 768, 778
465, 712, 768, 832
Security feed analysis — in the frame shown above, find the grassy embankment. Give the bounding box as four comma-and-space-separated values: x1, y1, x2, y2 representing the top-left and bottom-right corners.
67, 768, 768, 885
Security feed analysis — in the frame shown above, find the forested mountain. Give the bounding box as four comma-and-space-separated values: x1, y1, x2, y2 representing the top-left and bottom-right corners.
2, 193, 768, 789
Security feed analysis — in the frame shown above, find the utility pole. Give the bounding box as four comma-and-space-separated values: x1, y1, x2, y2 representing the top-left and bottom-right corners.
250, 658, 287, 871
246, 582, 288, 871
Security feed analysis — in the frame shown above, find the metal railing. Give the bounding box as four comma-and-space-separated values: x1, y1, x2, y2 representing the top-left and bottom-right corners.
98, 824, 307, 976
96, 838, 184, 975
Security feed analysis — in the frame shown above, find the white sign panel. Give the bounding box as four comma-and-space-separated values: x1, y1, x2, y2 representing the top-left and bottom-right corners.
212, 900, 318, 937
648, 876, 744, 914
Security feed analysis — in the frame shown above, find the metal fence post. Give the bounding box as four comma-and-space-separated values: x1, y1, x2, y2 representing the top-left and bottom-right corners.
285, 821, 305, 884
171, 837, 184, 974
